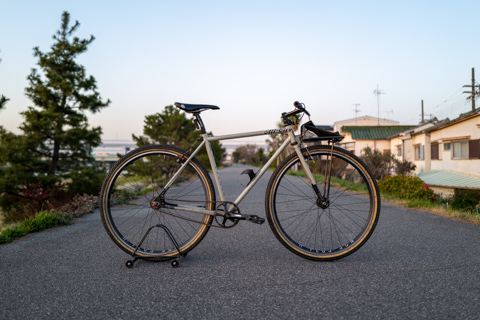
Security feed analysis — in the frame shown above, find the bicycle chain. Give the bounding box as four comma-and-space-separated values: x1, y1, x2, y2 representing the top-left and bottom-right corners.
155, 198, 241, 229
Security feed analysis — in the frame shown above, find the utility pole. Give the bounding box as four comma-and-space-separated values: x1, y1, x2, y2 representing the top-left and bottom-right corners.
353, 103, 361, 125
463, 68, 480, 111
373, 85, 385, 125
421, 100, 424, 123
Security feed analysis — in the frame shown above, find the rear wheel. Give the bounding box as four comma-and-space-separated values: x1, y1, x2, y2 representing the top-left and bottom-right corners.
100, 145, 215, 261
265, 145, 380, 261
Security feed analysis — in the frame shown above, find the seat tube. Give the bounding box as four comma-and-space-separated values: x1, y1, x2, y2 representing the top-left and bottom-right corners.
204, 133, 225, 202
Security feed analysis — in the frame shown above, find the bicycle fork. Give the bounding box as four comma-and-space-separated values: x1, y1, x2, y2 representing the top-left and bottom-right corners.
287, 129, 332, 208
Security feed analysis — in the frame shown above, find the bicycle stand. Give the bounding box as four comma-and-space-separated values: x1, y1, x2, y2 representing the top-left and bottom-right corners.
125, 224, 186, 269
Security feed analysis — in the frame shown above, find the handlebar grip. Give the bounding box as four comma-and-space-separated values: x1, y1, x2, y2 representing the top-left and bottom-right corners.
293, 101, 310, 116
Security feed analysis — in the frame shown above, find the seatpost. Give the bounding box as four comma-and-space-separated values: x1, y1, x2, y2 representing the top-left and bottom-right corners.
192, 113, 206, 134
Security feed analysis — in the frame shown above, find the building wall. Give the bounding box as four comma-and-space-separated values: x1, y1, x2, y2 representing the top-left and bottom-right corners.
429, 115, 480, 177
390, 136, 403, 161
410, 133, 428, 174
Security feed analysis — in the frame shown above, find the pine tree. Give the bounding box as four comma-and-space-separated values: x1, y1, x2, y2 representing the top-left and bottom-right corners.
22, 11, 110, 175
0, 12, 109, 220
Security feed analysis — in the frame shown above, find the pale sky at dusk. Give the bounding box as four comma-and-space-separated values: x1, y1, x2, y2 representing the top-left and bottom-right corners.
1, 0, 479, 142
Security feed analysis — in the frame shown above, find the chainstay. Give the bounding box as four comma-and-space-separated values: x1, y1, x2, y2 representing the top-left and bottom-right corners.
157, 198, 240, 229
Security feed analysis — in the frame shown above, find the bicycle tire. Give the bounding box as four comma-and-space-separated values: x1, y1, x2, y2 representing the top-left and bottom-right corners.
265, 145, 380, 261
100, 145, 215, 261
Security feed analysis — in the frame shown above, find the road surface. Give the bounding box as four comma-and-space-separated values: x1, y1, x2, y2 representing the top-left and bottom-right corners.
1, 164, 479, 319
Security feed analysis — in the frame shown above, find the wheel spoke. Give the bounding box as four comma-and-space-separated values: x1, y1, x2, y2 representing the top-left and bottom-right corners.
266, 146, 380, 260
100, 146, 215, 260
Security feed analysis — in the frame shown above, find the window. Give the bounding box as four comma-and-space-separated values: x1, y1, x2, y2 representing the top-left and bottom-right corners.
444, 142, 451, 151
431, 144, 439, 160
396, 146, 402, 157
453, 141, 468, 159
414, 145, 424, 160
470, 139, 480, 159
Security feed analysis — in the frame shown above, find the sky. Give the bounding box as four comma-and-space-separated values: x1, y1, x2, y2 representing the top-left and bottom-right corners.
1, 0, 479, 143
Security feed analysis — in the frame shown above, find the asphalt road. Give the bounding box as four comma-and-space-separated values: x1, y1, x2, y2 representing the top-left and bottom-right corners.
1, 164, 479, 319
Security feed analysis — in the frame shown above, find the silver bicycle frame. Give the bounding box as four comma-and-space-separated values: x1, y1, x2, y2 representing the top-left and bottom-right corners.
163, 125, 317, 215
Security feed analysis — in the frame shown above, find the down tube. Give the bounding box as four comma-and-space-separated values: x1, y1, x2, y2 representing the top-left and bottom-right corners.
231, 138, 291, 208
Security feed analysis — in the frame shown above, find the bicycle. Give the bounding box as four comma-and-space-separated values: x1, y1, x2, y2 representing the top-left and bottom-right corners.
100, 101, 380, 267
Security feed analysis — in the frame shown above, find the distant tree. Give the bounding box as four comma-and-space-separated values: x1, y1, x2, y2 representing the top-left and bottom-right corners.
253, 147, 266, 165
265, 122, 283, 166
232, 151, 240, 163
133, 105, 196, 150
265, 116, 300, 167
234, 144, 258, 164
0, 12, 109, 220
0, 95, 7, 111
394, 159, 416, 176
359, 147, 396, 180
133, 105, 225, 167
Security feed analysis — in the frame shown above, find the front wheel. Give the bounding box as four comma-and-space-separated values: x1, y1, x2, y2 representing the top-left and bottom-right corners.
100, 145, 216, 261
265, 145, 380, 261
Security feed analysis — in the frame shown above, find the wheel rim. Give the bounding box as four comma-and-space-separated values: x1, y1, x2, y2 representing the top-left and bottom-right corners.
102, 148, 213, 258
269, 149, 379, 259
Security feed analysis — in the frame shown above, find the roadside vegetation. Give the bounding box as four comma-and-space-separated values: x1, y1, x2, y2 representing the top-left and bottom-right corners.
236, 145, 480, 226
360, 147, 480, 225
0, 194, 96, 243
0, 12, 107, 243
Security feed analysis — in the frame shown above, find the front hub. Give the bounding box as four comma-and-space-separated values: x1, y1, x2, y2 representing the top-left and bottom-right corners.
317, 196, 330, 209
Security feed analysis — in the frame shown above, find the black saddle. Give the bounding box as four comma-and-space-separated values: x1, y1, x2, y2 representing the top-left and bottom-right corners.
174, 102, 220, 113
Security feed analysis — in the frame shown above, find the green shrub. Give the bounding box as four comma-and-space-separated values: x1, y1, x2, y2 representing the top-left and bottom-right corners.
378, 175, 435, 201
451, 189, 480, 212
1, 183, 72, 223
0, 211, 72, 244
22, 211, 60, 232
0, 225, 29, 243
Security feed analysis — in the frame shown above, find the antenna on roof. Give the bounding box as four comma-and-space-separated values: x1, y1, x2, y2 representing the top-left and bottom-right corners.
373, 85, 386, 125
353, 103, 361, 125
384, 110, 393, 120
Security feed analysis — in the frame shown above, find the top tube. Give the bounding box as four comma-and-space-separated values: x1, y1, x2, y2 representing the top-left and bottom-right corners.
204, 128, 293, 142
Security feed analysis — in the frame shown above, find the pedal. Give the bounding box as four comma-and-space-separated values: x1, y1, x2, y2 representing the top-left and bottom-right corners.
246, 215, 265, 224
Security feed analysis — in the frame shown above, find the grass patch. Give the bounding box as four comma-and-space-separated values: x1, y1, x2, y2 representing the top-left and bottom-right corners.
0, 211, 74, 244
381, 192, 480, 225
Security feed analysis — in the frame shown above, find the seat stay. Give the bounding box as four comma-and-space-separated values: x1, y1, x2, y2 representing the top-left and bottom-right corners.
160, 140, 206, 193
